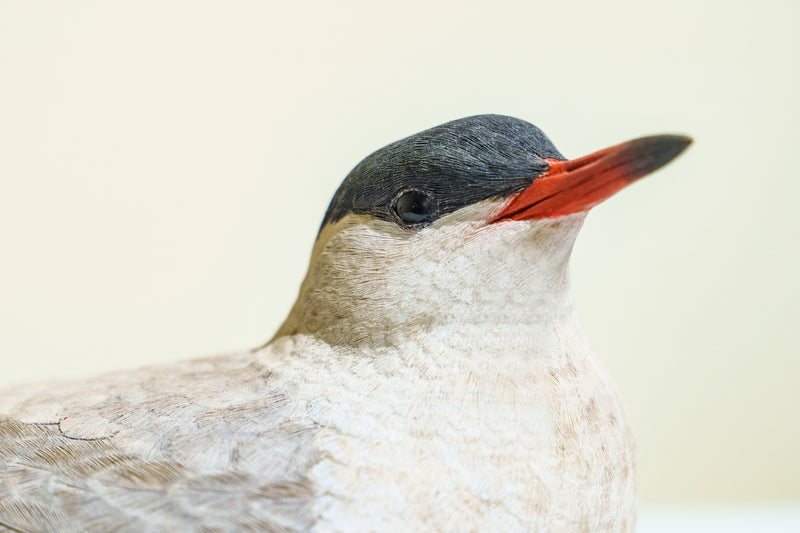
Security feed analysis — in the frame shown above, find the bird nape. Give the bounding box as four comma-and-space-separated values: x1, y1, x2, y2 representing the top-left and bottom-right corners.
0, 114, 690, 532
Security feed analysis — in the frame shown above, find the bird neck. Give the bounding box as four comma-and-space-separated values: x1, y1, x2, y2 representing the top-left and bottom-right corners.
274, 213, 586, 352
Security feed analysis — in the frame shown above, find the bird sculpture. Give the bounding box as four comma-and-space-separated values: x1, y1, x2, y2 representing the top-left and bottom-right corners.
0, 114, 691, 532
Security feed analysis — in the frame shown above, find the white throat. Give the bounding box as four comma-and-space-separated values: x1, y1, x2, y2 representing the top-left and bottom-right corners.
277, 202, 587, 352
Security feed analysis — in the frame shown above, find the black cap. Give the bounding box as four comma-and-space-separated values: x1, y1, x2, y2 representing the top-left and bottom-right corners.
320, 114, 563, 232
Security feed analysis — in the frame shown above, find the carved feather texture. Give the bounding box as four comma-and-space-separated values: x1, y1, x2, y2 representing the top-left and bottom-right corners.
0, 113, 666, 530
0, 352, 319, 532
1, 208, 637, 532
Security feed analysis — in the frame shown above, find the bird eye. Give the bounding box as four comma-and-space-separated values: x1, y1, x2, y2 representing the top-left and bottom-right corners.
393, 190, 435, 224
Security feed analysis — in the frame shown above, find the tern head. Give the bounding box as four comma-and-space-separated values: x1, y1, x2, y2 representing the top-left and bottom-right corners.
277, 115, 691, 346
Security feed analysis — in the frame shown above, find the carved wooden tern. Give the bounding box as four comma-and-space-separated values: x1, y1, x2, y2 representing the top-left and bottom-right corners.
0, 115, 690, 532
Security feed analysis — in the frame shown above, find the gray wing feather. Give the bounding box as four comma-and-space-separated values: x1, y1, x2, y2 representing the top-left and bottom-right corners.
0, 353, 320, 532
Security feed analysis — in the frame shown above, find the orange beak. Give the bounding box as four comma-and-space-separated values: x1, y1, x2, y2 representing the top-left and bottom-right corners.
492, 134, 692, 221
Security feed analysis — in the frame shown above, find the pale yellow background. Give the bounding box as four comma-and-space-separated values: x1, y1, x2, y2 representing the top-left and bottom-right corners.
0, 0, 797, 504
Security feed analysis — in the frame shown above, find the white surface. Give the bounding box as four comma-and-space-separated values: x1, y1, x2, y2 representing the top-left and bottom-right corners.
638, 504, 800, 533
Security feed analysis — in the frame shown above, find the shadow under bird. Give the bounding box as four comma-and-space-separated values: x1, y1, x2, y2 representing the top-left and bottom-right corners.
0, 115, 691, 532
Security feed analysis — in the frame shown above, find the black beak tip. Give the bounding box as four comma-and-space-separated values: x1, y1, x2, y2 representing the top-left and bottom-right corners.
626, 134, 693, 176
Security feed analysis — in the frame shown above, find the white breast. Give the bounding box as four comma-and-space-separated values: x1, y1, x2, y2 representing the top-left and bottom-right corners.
260, 320, 636, 533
